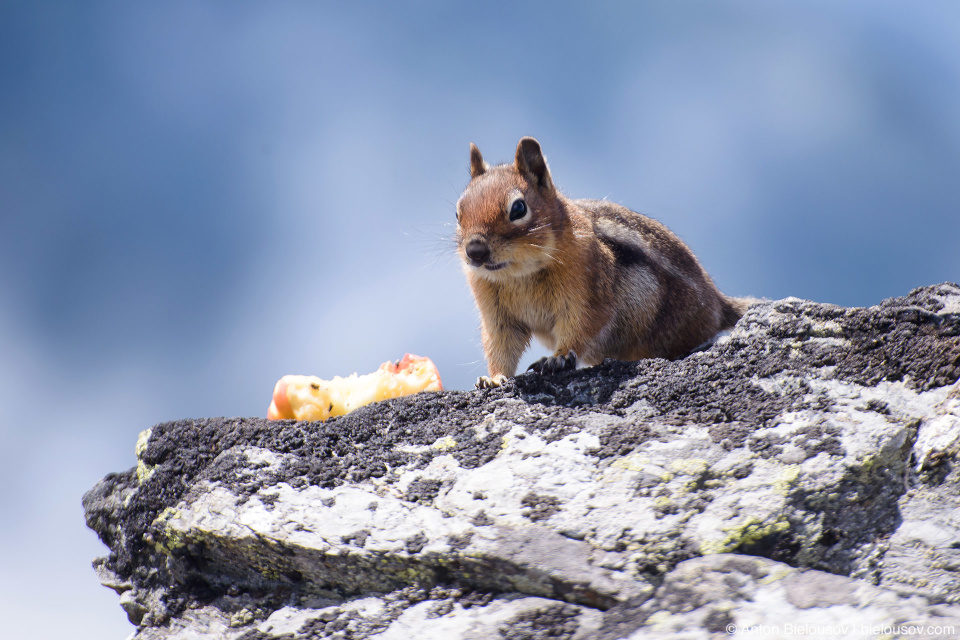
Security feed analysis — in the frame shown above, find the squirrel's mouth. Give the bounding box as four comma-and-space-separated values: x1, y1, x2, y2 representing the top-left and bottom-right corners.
483, 261, 509, 271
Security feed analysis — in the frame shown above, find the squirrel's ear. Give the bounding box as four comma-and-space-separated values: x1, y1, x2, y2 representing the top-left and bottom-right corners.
515, 137, 554, 192
469, 143, 489, 178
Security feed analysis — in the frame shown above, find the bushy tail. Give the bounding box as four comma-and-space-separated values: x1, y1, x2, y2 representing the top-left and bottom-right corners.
720, 295, 760, 330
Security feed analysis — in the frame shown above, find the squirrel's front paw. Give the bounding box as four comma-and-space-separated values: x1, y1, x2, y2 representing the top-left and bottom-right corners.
475, 374, 507, 389
527, 350, 578, 375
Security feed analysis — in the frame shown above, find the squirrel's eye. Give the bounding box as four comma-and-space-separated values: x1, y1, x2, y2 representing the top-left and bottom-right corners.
509, 199, 528, 221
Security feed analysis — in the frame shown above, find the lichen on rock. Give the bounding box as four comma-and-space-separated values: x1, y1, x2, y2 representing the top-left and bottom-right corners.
83, 283, 960, 638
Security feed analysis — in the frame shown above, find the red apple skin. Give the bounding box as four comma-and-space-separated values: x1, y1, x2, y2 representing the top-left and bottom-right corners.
267, 376, 293, 420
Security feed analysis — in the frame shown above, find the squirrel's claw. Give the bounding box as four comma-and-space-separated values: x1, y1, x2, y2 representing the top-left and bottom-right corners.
528, 350, 578, 375
476, 374, 507, 389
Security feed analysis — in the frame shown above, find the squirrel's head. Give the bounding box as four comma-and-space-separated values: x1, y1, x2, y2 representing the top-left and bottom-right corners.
455, 137, 565, 282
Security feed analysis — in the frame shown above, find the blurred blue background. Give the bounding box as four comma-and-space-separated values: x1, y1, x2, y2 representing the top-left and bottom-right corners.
1, 1, 958, 637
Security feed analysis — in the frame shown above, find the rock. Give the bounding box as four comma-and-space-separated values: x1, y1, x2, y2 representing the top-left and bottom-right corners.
597, 555, 960, 640
83, 283, 960, 638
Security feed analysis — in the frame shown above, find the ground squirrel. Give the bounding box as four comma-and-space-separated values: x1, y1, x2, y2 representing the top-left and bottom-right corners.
456, 137, 750, 388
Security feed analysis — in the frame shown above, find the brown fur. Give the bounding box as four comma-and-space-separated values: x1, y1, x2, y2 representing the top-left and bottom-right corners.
456, 137, 748, 380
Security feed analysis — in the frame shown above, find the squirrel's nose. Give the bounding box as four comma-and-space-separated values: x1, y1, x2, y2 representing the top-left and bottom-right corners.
465, 239, 491, 265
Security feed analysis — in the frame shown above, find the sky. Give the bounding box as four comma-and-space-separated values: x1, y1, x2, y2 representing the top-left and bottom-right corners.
1, 2, 959, 638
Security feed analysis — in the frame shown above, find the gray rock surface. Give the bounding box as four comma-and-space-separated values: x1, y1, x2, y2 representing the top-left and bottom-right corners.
84, 283, 960, 639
